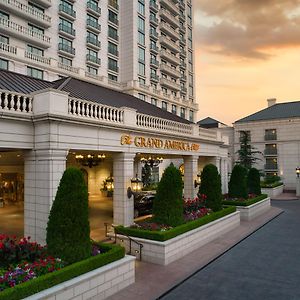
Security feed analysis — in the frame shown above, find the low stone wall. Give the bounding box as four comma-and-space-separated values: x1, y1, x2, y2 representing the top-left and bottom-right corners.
261, 185, 284, 198
25, 255, 135, 300
236, 197, 271, 221
116, 211, 240, 265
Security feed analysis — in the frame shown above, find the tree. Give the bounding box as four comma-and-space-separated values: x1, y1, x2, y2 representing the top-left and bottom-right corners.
153, 163, 183, 226
46, 168, 91, 264
247, 168, 261, 195
199, 164, 222, 212
142, 164, 152, 187
229, 164, 248, 199
237, 131, 262, 170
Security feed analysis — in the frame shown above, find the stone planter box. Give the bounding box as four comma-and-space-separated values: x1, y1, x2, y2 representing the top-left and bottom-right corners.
261, 185, 284, 198
25, 255, 135, 300
116, 211, 240, 265
236, 197, 271, 221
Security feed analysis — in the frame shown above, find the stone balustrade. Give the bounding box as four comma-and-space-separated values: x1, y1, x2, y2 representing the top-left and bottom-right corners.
0, 90, 33, 113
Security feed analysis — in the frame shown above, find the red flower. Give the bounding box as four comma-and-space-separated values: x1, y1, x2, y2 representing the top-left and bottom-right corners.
0, 242, 4, 249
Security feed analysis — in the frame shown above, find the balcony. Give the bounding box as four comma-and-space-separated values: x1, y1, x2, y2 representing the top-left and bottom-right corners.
150, 73, 159, 82
150, 28, 158, 40
86, 54, 101, 66
179, 11, 186, 21
25, 51, 51, 65
264, 148, 278, 156
264, 163, 278, 171
58, 23, 75, 39
180, 61, 187, 68
180, 49, 187, 57
180, 74, 187, 81
150, 0, 158, 12
108, 17, 119, 26
160, 78, 180, 91
0, 18, 51, 48
58, 43, 75, 57
87, 1, 101, 17
150, 58, 159, 67
150, 43, 159, 53
58, 62, 79, 74
160, 63, 180, 78
86, 36, 101, 50
86, 19, 101, 33
34, 0, 51, 8
108, 64, 119, 73
159, 22, 179, 40
58, 4, 76, 20
160, 50, 180, 65
160, 8, 179, 28
265, 133, 277, 141
108, 0, 119, 11
0, 42, 17, 55
150, 14, 158, 26
0, 0, 51, 28
178, 0, 185, 9
160, 0, 179, 15
179, 25, 186, 33
159, 36, 180, 53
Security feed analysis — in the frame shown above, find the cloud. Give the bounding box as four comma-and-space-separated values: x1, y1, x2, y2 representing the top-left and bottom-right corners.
194, 0, 300, 59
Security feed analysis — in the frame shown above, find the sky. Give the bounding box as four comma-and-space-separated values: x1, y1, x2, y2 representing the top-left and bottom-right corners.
193, 0, 300, 125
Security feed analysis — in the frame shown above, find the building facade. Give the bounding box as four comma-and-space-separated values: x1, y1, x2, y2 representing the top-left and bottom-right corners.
0, 0, 197, 121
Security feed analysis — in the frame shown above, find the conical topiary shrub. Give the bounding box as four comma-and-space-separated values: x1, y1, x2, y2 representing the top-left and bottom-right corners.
229, 164, 248, 199
247, 168, 261, 195
199, 164, 222, 212
46, 167, 91, 264
153, 163, 184, 226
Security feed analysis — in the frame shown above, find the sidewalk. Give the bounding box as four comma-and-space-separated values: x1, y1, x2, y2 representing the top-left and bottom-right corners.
107, 206, 283, 300
271, 192, 299, 201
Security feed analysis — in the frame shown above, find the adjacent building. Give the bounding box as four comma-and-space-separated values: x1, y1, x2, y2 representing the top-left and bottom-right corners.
0, 0, 197, 121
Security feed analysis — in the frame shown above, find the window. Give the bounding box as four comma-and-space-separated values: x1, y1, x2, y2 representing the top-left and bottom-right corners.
138, 47, 145, 63
0, 11, 9, 19
27, 45, 44, 56
138, 93, 146, 101
108, 73, 118, 81
0, 35, 9, 44
138, 62, 145, 76
139, 77, 145, 84
189, 110, 194, 122
0, 58, 8, 70
108, 41, 118, 56
108, 10, 118, 25
240, 131, 251, 141
108, 58, 118, 72
28, 24, 44, 35
189, 86, 193, 96
180, 107, 186, 118
265, 129, 277, 141
138, 0, 145, 15
28, 2, 44, 14
27, 66, 43, 79
108, 26, 118, 40
162, 101, 168, 111
162, 87, 167, 95
151, 98, 157, 106
172, 104, 177, 114
59, 56, 72, 66
138, 16, 145, 33
87, 66, 98, 75
58, 37, 74, 53
138, 32, 145, 45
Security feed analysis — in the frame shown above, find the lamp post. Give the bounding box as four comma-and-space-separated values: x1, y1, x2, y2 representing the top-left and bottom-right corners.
296, 167, 300, 196
127, 174, 143, 198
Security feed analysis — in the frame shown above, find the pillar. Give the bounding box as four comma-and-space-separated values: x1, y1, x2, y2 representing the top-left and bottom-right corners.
113, 152, 135, 226
184, 155, 199, 199
220, 158, 229, 194
24, 149, 68, 245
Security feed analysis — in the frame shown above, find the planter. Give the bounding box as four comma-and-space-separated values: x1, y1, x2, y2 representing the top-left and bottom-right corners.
115, 211, 240, 265
235, 197, 271, 221
261, 185, 283, 198
24, 255, 135, 300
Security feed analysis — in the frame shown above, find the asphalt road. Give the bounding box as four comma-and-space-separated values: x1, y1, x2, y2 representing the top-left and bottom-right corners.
161, 200, 300, 300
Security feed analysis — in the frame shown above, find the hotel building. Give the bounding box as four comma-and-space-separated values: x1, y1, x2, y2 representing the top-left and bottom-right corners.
0, 0, 197, 121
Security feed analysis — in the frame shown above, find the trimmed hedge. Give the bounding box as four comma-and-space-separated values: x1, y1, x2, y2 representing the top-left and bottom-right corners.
222, 194, 268, 207
261, 182, 283, 188
115, 206, 236, 242
0, 243, 125, 300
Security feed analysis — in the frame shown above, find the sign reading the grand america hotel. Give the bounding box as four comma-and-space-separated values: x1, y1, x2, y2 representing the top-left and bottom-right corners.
121, 135, 200, 152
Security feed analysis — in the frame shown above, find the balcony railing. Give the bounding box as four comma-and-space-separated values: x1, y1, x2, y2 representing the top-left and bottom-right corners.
160, 8, 179, 27
150, 0, 158, 11
59, 4, 76, 18
57, 62, 79, 73
160, 50, 180, 65
150, 43, 158, 52
159, 36, 180, 53
0, 18, 51, 46
150, 58, 159, 67
150, 15, 158, 25
160, 0, 179, 15
0, 90, 33, 114
86, 36, 101, 48
0, 42, 17, 54
108, 0, 118, 10
87, 1, 101, 15
25, 51, 51, 65
58, 43, 75, 55
150, 29, 158, 39
159, 22, 179, 39
86, 19, 101, 32
264, 148, 278, 156
160, 63, 180, 77
160, 78, 180, 90
108, 64, 119, 73
265, 133, 277, 141
86, 54, 101, 65
59, 23, 75, 37
150, 73, 159, 81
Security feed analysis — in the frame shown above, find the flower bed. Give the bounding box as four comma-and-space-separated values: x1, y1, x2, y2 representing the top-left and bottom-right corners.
115, 206, 236, 242
0, 236, 125, 300
222, 194, 268, 207
261, 184, 284, 198
261, 182, 283, 188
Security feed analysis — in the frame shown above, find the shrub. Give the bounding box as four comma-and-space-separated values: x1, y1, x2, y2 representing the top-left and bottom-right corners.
229, 164, 248, 199
264, 175, 281, 184
46, 168, 91, 264
247, 168, 261, 195
222, 194, 268, 206
199, 164, 222, 212
152, 163, 183, 226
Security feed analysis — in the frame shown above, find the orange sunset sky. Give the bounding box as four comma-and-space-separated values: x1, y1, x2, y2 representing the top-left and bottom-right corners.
193, 0, 300, 125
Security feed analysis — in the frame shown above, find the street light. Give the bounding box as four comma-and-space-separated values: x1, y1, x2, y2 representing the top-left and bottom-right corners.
127, 174, 143, 198
296, 167, 300, 178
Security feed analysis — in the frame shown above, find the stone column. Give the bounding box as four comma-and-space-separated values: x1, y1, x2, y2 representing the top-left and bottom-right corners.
184, 155, 199, 199
24, 149, 68, 245
215, 157, 221, 173
113, 153, 135, 226
220, 158, 229, 194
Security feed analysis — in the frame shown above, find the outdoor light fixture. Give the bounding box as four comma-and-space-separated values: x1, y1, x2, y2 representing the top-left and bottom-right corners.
194, 172, 201, 188
76, 154, 106, 168
127, 174, 143, 198
296, 167, 300, 178
105, 174, 114, 192
140, 156, 163, 168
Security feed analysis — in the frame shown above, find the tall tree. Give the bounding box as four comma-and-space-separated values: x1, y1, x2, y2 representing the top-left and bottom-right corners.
237, 130, 262, 170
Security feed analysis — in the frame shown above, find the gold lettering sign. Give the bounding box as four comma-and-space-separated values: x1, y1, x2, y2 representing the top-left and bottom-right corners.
120, 135, 199, 152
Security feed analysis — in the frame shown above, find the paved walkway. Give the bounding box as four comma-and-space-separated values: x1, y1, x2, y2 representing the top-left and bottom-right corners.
161, 200, 300, 300
272, 192, 299, 201
108, 205, 283, 300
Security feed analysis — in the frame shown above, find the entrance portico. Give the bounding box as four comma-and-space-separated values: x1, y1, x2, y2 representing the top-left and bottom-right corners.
0, 72, 230, 244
